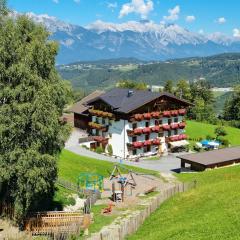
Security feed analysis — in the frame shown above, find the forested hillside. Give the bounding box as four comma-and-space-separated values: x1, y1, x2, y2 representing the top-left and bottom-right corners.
58, 53, 240, 91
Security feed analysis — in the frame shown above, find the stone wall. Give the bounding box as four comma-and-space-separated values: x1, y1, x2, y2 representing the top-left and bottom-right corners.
87, 181, 196, 240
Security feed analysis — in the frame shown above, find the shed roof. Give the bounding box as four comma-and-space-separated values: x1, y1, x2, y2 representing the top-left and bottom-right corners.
178, 147, 240, 166
71, 90, 105, 114
87, 88, 191, 113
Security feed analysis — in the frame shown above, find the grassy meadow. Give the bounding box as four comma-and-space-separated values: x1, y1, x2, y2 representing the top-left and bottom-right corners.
186, 120, 240, 146
127, 165, 240, 240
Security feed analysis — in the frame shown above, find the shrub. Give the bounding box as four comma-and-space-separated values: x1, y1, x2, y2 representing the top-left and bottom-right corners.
218, 137, 230, 147
81, 145, 89, 150
96, 146, 104, 154
107, 144, 113, 156
215, 126, 227, 138
67, 197, 76, 206
206, 134, 214, 140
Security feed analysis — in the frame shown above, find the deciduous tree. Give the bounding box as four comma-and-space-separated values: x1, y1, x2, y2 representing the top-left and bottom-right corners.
0, 13, 71, 222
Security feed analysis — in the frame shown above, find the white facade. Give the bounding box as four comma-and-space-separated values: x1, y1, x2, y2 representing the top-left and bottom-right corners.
90, 114, 186, 159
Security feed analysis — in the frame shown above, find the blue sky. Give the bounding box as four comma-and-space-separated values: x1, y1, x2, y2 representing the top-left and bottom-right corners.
8, 0, 240, 36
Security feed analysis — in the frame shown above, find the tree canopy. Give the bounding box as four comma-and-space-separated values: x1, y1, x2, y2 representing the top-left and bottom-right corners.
0, 14, 71, 222
117, 80, 147, 90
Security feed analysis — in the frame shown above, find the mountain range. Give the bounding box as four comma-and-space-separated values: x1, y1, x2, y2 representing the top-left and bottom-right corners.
18, 12, 240, 64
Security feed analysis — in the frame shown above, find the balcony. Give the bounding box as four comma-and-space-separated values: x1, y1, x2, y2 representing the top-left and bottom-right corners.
88, 122, 107, 131
162, 124, 171, 131
93, 136, 109, 143
179, 122, 186, 129
89, 109, 115, 119
170, 123, 179, 129
178, 109, 186, 115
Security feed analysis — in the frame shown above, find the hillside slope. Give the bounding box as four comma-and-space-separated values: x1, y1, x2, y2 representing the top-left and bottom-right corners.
58, 53, 240, 91
127, 165, 240, 240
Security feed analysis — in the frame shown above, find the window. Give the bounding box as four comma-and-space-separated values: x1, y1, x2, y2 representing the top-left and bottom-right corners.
102, 118, 106, 125
132, 149, 137, 155
174, 117, 178, 123
144, 146, 148, 153
132, 136, 137, 142
167, 130, 171, 137
155, 120, 159, 125
158, 132, 164, 137
96, 118, 99, 124
147, 145, 151, 152
109, 133, 112, 138
168, 118, 172, 124
132, 123, 137, 129
174, 129, 178, 135
144, 146, 151, 153
96, 129, 99, 136
145, 122, 149, 127
145, 134, 150, 140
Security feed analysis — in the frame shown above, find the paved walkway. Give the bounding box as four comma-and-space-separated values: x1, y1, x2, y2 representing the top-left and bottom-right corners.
64, 128, 192, 173
65, 144, 182, 173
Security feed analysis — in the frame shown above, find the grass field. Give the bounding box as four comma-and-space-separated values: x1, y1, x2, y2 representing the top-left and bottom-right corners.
127, 165, 240, 240
58, 149, 158, 183
186, 120, 240, 146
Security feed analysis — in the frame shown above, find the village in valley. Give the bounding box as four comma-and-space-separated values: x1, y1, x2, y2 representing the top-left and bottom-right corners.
1, 0, 240, 240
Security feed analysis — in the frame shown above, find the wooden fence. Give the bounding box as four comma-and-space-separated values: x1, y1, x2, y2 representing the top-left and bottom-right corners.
24, 211, 92, 237
0, 201, 14, 219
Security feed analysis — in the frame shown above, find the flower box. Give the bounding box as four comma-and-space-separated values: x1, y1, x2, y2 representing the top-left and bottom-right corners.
144, 140, 152, 146
151, 125, 160, 133
151, 112, 160, 118
179, 122, 186, 129
163, 111, 171, 117
171, 110, 178, 116
133, 142, 143, 148
134, 128, 143, 135
152, 139, 160, 145
143, 113, 151, 120
134, 114, 144, 121
170, 123, 179, 129
162, 125, 171, 130
178, 109, 186, 115
142, 127, 151, 134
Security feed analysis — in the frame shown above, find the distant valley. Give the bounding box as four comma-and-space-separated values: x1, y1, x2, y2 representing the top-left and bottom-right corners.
58, 53, 240, 92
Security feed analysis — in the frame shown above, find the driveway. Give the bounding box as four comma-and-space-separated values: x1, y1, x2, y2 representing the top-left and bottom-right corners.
65, 128, 187, 173
65, 144, 182, 173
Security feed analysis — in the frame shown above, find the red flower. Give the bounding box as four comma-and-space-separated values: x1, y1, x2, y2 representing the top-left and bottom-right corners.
178, 109, 186, 115
142, 127, 151, 134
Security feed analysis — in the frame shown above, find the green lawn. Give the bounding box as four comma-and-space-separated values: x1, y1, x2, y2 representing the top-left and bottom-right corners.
186, 120, 240, 146
127, 165, 240, 240
58, 149, 158, 184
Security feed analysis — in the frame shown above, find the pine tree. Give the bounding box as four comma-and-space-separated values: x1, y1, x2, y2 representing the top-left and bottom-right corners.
164, 80, 174, 94
0, 14, 71, 222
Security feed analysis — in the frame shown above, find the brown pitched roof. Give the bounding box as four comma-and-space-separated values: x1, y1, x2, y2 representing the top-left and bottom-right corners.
178, 147, 240, 166
71, 90, 105, 114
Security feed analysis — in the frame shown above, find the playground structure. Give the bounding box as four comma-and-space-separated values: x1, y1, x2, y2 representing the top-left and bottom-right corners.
108, 164, 138, 202
77, 173, 104, 192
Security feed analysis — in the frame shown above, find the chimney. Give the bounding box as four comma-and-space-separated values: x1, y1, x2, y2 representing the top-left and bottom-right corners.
127, 90, 134, 97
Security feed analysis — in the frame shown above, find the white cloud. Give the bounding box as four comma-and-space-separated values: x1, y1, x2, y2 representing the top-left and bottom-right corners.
107, 2, 118, 12
185, 15, 195, 23
198, 29, 204, 34
163, 5, 180, 21
233, 28, 240, 38
119, 0, 154, 19
74, 0, 80, 3
217, 17, 226, 24
52, 0, 59, 3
